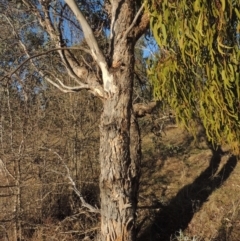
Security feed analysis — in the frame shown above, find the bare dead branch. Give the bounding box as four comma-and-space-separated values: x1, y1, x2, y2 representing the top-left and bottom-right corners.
53, 152, 100, 214
21, 0, 34, 9
3, 13, 105, 97
39, 4, 88, 84
38, 69, 85, 93
43, 76, 76, 93
43, 71, 105, 97
0, 47, 91, 83
0, 159, 16, 181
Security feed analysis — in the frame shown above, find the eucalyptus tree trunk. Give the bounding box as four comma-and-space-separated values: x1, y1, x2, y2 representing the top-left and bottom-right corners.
99, 56, 141, 241
65, 1, 142, 239
98, 2, 142, 239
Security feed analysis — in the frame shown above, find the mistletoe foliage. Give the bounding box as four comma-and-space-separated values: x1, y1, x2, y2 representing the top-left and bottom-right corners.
147, 0, 240, 152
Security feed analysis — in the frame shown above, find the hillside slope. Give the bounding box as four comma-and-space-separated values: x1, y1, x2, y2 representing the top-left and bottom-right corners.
138, 125, 240, 241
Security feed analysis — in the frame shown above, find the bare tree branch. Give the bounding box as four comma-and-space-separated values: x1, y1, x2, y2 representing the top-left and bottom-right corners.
3, 13, 105, 98
42, 75, 77, 93
65, 0, 106, 66
18, 2, 88, 86
65, 0, 116, 96
53, 152, 100, 214
0, 47, 90, 82
134, 12, 150, 41
38, 3, 88, 85
0, 159, 16, 181
23, 1, 111, 96
122, 3, 145, 42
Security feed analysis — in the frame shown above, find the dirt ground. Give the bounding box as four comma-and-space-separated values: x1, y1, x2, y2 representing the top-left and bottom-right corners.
138, 125, 240, 241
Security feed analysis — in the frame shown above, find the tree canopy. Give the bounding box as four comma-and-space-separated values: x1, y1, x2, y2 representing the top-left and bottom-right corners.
147, 0, 240, 153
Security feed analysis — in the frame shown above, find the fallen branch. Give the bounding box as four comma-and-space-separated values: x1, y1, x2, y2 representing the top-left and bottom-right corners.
53, 151, 100, 214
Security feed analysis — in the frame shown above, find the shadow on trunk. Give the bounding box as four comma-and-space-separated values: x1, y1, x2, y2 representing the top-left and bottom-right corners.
138, 147, 237, 241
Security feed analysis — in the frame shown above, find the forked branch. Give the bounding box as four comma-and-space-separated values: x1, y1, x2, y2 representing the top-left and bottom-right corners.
65, 0, 116, 96
4, 12, 105, 97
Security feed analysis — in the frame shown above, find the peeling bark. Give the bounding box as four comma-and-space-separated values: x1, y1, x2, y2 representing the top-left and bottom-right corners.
97, 1, 142, 240
99, 73, 140, 241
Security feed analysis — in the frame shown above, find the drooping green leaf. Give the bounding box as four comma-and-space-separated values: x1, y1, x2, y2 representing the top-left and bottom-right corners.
147, 0, 240, 153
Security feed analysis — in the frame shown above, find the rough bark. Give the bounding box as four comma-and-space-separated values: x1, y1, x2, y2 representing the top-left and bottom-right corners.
99, 75, 140, 241
99, 2, 141, 239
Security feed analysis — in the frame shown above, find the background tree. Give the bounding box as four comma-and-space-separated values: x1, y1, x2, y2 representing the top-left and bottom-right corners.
147, 0, 240, 152
0, 77, 102, 240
